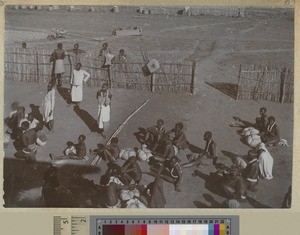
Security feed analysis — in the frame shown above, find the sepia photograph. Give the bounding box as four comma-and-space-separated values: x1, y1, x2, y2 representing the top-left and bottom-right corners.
2, 5, 294, 209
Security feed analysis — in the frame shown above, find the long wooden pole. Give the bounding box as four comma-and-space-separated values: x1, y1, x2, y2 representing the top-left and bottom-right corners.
90, 99, 150, 165
106, 99, 150, 145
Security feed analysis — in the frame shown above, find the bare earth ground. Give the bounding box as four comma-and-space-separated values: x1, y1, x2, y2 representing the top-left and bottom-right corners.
3, 9, 294, 208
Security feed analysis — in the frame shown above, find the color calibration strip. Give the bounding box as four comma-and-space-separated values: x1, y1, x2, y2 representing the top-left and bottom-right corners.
92, 217, 239, 235
101, 224, 226, 235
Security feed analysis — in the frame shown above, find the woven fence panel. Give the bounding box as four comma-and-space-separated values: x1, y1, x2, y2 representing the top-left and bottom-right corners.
4, 48, 194, 94
237, 64, 293, 103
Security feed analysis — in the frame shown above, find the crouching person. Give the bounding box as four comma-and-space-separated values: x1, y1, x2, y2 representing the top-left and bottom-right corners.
100, 174, 135, 208
14, 121, 39, 169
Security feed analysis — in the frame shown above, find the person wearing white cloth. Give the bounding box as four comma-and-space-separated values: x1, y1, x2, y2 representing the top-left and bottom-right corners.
70, 63, 90, 105
256, 143, 273, 180
96, 83, 112, 137
43, 83, 55, 131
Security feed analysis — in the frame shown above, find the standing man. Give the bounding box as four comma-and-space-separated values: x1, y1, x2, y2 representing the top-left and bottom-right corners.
202, 131, 218, 165
70, 63, 90, 106
96, 83, 112, 138
43, 83, 55, 131
50, 43, 66, 87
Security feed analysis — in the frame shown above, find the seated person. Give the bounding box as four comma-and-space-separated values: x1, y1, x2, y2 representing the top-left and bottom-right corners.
121, 156, 142, 185
63, 141, 77, 156
5, 101, 20, 132
261, 116, 280, 146
202, 131, 218, 165
19, 112, 39, 130
151, 156, 183, 192
155, 133, 175, 160
36, 123, 47, 146
255, 107, 269, 132
92, 143, 117, 163
144, 119, 165, 152
50, 135, 86, 160
100, 174, 135, 208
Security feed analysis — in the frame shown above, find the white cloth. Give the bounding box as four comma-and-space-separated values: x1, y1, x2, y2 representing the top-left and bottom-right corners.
43, 89, 55, 123
19, 118, 39, 129
257, 143, 273, 180
97, 90, 111, 129
54, 59, 65, 74
71, 69, 90, 102
242, 127, 262, 148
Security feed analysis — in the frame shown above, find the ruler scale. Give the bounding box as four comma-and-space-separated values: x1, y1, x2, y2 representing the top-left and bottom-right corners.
54, 216, 239, 235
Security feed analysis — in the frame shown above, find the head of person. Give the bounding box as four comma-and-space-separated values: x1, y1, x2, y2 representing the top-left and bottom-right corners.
97, 143, 105, 150
27, 113, 34, 122
75, 62, 82, 71
260, 107, 267, 115
22, 42, 27, 48
111, 137, 119, 145
203, 131, 212, 141
175, 122, 184, 132
74, 43, 79, 50
119, 49, 125, 56
21, 121, 30, 131
170, 155, 179, 165
66, 141, 74, 147
10, 101, 20, 111
102, 42, 108, 49
17, 106, 25, 118
268, 116, 275, 124
47, 82, 54, 92
101, 83, 108, 92
35, 122, 43, 131
156, 119, 164, 128
57, 43, 63, 49
100, 174, 110, 186
78, 134, 86, 143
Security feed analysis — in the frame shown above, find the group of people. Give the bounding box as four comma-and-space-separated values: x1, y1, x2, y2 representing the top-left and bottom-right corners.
5, 41, 285, 208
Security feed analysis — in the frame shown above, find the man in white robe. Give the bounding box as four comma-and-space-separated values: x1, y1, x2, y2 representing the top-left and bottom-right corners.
70, 63, 90, 105
96, 83, 112, 138
256, 143, 273, 180
43, 83, 55, 130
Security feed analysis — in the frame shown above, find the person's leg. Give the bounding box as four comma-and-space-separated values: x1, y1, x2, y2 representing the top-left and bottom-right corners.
57, 74, 62, 87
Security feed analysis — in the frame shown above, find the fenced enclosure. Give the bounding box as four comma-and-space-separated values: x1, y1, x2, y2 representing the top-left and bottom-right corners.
237, 64, 294, 103
4, 48, 195, 94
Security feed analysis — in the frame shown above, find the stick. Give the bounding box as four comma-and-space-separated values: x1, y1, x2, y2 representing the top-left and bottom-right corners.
90, 99, 150, 166
106, 99, 150, 145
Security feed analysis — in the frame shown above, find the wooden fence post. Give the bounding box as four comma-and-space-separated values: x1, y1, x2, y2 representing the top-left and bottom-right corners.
280, 67, 287, 103
151, 73, 155, 92
236, 64, 242, 100
190, 60, 196, 95
108, 67, 112, 88
36, 51, 39, 83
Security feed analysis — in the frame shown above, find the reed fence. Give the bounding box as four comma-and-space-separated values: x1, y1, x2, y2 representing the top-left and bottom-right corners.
237, 64, 294, 103
4, 48, 195, 94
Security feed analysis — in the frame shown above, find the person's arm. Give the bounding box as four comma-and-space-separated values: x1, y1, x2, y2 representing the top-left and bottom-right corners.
77, 143, 86, 158
70, 70, 74, 87
51, 90, 55, 111
161, 144, 171, 159
83, 70, 91, 83
166, 128, 174, 135
275, 125, 280, 139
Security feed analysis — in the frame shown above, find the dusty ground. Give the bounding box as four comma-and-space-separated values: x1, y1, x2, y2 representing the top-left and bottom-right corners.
3, 9, 294, 208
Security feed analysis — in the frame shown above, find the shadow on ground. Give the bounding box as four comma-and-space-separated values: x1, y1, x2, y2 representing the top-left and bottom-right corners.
3, 157, 101, 207
206, 82, 238, 99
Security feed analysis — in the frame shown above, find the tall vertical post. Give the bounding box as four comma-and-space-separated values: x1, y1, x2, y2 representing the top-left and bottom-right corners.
36, 51, 39, 83
151, 73, 155, 92
236, 64, 242, 100
190, 60, 196, 95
